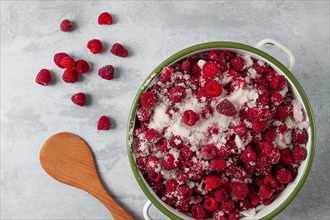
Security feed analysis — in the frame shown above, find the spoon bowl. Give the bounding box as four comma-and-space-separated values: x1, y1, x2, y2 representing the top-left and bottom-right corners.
40, 132, 134, 220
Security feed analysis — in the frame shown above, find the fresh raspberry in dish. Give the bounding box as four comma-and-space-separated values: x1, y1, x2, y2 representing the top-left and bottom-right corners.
132, 50, 309, 219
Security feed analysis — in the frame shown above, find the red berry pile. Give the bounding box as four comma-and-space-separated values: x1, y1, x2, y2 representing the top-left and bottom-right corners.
35, 12, 130, 130
133, 50, 309, 219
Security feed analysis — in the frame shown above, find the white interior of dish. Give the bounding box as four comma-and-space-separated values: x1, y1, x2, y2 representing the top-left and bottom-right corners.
135, 48, 312, 220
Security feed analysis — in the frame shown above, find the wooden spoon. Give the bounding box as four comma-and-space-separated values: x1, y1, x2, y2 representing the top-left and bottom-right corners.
39, 132, 134, 220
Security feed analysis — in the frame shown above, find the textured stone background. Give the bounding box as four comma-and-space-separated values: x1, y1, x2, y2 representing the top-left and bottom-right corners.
1, 1, 329, 219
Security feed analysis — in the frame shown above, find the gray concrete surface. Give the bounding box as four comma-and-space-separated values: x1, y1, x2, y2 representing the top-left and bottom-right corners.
1, 1, 329, 219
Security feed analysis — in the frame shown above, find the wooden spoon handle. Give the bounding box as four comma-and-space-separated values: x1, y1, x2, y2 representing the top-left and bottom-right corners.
92, 183, 135, 220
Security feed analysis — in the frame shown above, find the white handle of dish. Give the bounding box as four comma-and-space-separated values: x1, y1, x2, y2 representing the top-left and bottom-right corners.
256, 38, 295, 70
143, 200, 152, 220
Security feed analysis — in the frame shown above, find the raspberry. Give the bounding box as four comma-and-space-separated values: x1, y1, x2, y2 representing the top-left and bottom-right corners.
202, 61, 219, 78
176, 201, 190, 212
256, 94, 269, 106
62, 69, 79, 83
169, 86, 186, 103
221, 198, 235, 213
60, 56, 75, 69
198, 74, 210, 87
160, 67, 174, 83
141, 92, 157, 109
276, 167, 292, 184
228, 208, 240, 220
266, 71, 278, 81
280, 148, 293, 164
110, 43, 129, 57
289, 167, 299, 179
268, 148, 281, 164
54, 52, 69, 68
210, 158, 227, 171
231, 77, 247, 90
134, 124, 147, 136
216, 99, 237, 117
258, 184, 273, 200
230, 57, 245, 71
270, 75, 287, 91
146, 156, 159, 172
170, 135, 184, 148
98, 65, 114, 80
204, 175, 221, 191
203, 196, 218, 211
162, 153, 178, 170
137, 107, 152, 122
240, 146, 257, 162
248, 107, 263, 122
87, 39, 103, 54
233, 124, 247, 137
208, 51, 219, 61
264, 174, 279, 189
262, 197, 274, 206
71, 92, 86, 107
136, 157, 147, 169
60, 19, 72, 32
201, 144, 218, 160
191, 204, 206, 219
252, 121, 267, 133
217, 145, 231, 159
177, 171, 188, 184
275, 183, 285, 193
252, 132, 263, 145
213, 210, 227, 220
292, 129, 308, 144
35, 69, 51, 86
152, 182, 164, 193
180, 146, 194, 160
264, 129, 277, 141
165, 179, 178, 192
163, 192, 176, 206
270, 92, 283, 105
214, 186, 229, 202
156, 138, 168, 152
197, 89, 211, 103
133, 139, 149, 154
259, 141, 274, 154
224, 51, 235, 61
75, 60, 90, 74
148, 171, 162, 182
217, 60, 228, 73
256, 154, 271, 175
276, 106, 289, 121
98, 12, 113, 25
292, 146, 307, 162
205, 80, 222, 97
244, 162, 256, 174
278, 123, 288, 133
183, 110, 199, 126
231, 182, 249, 200
97, 115, 111, 130
253, 61, 269, 74
177, 186, 192, 202
251, 194, 262, 207
191, 62, 202, 76
181, 59, 191, 73
146, 128, 160, 143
